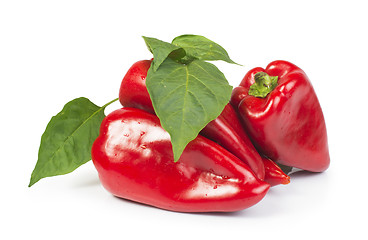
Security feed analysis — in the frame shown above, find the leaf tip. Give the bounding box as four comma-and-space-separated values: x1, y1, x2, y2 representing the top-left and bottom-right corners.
172, 148, 182, 163
28, 176, 38, 187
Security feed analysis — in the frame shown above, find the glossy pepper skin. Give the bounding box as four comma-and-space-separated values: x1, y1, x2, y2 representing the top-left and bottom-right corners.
230, 60, 330, 172
91, 108, 270, 212
262, 156, 290, 186
118, 60, 266, 181
200, 103, 265, 180
119, 60, 154, 114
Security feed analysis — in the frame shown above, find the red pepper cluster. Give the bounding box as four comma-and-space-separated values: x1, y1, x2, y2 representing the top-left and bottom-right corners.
91, 60, 330, 212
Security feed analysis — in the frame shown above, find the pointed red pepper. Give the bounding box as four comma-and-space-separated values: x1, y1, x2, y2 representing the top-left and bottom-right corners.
262, 156, 290, 186
230, 60, 330, 172
200, 103, 265, 180
118, 60, 268, 181
91, 108, 270, 212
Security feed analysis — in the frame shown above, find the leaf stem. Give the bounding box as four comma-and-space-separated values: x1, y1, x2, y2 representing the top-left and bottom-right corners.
102, 98, 119, 108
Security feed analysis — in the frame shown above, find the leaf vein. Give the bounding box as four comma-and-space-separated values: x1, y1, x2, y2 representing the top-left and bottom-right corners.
187, 73, 220, 107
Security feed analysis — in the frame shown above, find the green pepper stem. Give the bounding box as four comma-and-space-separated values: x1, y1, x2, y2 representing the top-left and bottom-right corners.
248, 72, 278, 98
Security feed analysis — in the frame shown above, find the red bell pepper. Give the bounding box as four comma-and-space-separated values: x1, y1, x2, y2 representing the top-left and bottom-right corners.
118, 60, 285, 183
91, 107, 270, 212
119, 60, 154, 114
230, 60, 330, 172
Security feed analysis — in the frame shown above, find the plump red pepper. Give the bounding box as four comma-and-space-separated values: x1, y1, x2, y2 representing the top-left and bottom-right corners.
118, 60, 275, 182
230, 60, 330, 172
91, 107, 270, 212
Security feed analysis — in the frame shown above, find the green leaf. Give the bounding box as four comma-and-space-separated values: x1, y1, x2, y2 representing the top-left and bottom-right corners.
28, 97, 117, 187
142, 36, 186, 71
172, 34, 239, 64
146, 58, 233, 161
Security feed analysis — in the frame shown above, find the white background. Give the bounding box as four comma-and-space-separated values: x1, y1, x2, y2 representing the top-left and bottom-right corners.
1, 0, 367, 239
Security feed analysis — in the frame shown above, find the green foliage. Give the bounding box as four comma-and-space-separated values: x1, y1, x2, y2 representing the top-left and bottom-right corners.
29, 97, 111, 187
145, 35, 238, 161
